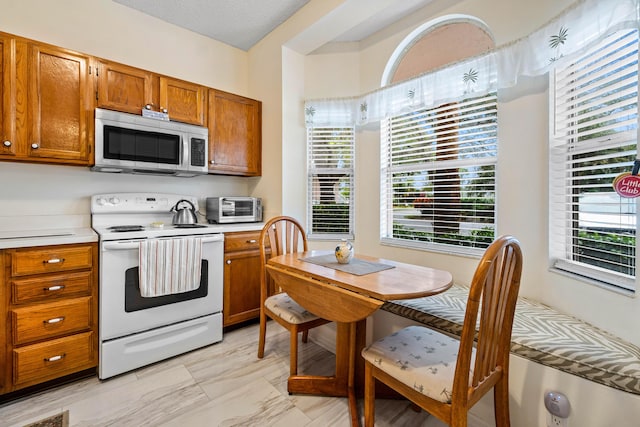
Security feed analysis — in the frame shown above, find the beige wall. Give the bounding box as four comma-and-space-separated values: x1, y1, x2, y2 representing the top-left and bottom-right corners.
298, 0, 640, 349
0, 0, 248, 93
0, 0, 252, 217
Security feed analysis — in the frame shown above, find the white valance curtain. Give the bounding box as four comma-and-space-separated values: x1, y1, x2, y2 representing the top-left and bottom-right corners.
304, 0, 639, 128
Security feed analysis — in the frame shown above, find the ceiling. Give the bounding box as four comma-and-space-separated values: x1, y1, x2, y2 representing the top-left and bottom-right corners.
113, 0, 435, 51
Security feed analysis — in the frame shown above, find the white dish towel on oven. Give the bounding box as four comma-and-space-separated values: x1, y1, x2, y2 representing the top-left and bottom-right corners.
138, 237, 203, 297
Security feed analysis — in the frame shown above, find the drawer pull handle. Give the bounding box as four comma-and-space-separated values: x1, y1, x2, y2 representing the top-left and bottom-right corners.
44, 354, 66, 363
43, 316, 65, 324
43, 258, 65, 264
247, 239, 257, 243
44, 285, 65, 292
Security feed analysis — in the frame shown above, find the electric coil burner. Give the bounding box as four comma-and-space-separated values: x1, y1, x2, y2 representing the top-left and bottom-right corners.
91, 193, 224, 379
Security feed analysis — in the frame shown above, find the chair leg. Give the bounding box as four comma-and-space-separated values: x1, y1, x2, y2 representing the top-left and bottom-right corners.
493, 375, 511, 427
290, 326, 299, 376
258, 311, 267, 359
364, 362, 375, 427
302, 329, 309, 343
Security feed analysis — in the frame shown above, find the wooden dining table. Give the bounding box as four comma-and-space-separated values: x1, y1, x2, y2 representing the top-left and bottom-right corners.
266, 250, 453, 426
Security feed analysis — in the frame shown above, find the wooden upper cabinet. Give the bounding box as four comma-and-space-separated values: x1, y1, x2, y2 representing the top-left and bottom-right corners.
96, 60, 154, 114
159, 77, 207, 126
208, 89, 262, 176
0, 34, 93, 165
26, 43, 93, 163
96, 61, 206, 126
0, 34, 17, 158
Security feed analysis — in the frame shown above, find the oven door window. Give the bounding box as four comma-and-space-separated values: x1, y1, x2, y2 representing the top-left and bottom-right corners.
103, 125, 180, 164
124, 260, 209, 312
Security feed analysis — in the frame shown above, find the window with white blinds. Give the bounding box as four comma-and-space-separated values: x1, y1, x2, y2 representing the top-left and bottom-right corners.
307, 127, 355, 239
549, 29, 638, 292
380, 94, 497, 255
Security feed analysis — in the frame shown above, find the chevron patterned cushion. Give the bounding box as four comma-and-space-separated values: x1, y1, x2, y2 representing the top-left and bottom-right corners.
381, 283, 640, 395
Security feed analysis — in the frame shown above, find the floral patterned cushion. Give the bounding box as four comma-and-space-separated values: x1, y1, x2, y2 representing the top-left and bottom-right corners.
265, 293, 321, 324
362, 325, 475, 404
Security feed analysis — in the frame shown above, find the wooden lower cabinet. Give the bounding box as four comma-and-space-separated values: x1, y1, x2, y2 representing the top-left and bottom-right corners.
1, 242, 98, 394
223, 231, 263, 327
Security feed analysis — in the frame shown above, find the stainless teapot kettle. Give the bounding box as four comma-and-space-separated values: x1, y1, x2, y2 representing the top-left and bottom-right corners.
170, 199, 198, 225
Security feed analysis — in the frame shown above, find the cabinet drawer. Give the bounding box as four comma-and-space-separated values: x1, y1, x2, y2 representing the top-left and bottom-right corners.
12, 297, 92, 345
10, 245, 93, 276
224, 231, 262, 252
11, 271, 92, 304
13, 331, 95, 386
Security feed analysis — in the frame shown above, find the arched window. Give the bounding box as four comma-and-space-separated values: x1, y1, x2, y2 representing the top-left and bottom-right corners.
380, 17, 498, 255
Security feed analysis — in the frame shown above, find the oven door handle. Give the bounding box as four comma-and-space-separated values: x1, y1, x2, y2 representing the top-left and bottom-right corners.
102, 235, 223, 251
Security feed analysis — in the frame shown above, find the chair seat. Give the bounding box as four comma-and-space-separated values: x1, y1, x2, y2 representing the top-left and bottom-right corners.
265, 292, 321, 324
362, 325, 476, 404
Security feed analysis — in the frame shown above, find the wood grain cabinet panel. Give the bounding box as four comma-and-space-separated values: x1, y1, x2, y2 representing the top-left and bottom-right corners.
26, 43, 93, 163
12, 296, 92, 345
159, 77, 207, 126
208, 90, 262, 176
1, 242, 98, 394
13, 332, 95, 387
11, 270, 92, 304
0, 34, 17, 158
96, 60, 154, 114
11, 244, 93, 276
223, 231, 264, 327
0, 32, 93, 165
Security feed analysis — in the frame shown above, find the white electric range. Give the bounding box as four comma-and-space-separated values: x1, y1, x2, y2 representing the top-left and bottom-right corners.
91, 193, 224, 379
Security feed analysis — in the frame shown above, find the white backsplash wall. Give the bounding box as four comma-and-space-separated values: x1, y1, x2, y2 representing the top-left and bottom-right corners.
0, 162, 250, 224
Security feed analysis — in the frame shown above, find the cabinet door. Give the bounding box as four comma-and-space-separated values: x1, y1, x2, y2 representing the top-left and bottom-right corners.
0, 34, 17, 158
26, 43, 93, 163
96, 60, 154, 114
208, 90, 262, 176
159, 77, 206, 126
223, 250, 262, 326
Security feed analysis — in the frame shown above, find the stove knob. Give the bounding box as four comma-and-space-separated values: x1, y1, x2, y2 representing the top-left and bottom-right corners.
109, 197, 120, 205
96, 197, 107, 206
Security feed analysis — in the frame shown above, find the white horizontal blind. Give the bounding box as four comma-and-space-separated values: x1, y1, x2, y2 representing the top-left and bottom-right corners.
549, 29, 638, 291
381, 94, 497, 254
307, 127, 355, 239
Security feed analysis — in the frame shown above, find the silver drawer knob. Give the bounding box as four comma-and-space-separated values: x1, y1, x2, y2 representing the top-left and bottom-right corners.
31, 143, 39, 149
2, 140, 10, 147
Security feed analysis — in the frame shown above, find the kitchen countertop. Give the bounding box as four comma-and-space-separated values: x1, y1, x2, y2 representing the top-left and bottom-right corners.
0, 227, 99, 249
0, 222, 266, 250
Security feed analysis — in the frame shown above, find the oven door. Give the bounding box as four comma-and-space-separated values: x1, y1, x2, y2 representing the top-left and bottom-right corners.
99, 234, 223, 341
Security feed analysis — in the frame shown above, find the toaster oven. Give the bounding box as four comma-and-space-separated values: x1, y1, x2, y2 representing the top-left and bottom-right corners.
206, 197, 263, 223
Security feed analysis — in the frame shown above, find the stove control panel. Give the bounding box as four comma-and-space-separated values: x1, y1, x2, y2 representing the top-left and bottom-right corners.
91, 193, 198, 213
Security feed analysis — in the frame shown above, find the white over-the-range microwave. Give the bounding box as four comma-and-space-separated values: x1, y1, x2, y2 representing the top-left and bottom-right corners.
92, 108, 209, 177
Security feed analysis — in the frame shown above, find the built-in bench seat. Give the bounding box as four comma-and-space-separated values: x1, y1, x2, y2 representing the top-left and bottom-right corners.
381, 283, 640, 395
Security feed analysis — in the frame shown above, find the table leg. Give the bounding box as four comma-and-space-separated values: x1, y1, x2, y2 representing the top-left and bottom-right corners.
287, 322, 350, 396
348, 321, 360, 427
286, 321, 366, 427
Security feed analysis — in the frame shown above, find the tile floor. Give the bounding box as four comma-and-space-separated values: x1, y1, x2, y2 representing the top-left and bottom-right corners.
1, 322, 434, 426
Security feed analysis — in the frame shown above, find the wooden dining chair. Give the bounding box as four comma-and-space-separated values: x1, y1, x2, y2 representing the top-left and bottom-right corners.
362, 235, 523, 427
257, 216, 331, 375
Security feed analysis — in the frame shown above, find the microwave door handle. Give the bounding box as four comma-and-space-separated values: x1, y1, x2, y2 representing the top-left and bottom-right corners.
182, 136, 189, 167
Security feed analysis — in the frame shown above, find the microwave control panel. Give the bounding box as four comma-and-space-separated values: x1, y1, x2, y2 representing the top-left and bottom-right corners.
191, 138, 206, 167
